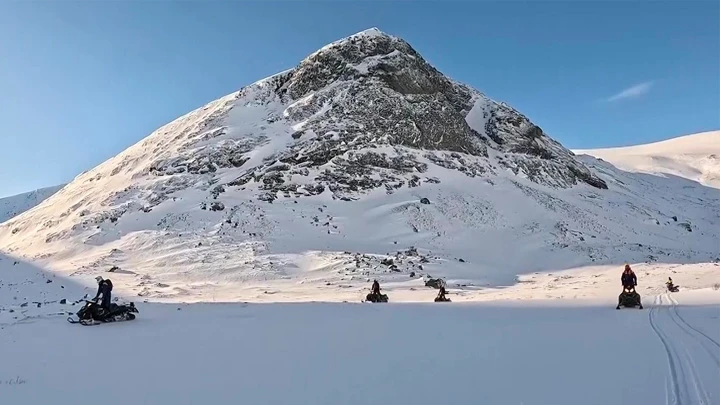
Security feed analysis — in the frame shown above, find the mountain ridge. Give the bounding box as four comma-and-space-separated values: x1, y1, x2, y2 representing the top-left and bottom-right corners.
0, 28, 716, 303
574, 130, 720, 188
0, 185, 65, 224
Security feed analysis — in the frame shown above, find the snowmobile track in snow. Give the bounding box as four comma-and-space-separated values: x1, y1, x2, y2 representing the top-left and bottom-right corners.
667, 294, 720, 364
649, 294, 716, 405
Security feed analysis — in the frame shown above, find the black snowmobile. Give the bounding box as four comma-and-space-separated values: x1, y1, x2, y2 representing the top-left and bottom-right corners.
365, 280, 389, 303
616, 286, 643, 310
366, 292, 389, 303
434, 287, 451, 302
666, 279, 680, 292
68, 299, 139, 325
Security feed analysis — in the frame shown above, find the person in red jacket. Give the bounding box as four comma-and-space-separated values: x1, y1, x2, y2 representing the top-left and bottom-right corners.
621, 264, 637, 289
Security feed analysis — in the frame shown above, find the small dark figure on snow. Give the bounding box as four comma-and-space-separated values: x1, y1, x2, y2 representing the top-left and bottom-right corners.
371, 279, 380, 296
434, 286, 450, 302
666, 277, 679, 292
365, 279, 388, 302
94, 276, 113, 310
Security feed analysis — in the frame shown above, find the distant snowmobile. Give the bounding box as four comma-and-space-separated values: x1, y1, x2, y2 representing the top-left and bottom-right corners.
434, 286, 451, 302
68, 299, 138, 325
666, 277, 680, 292
366, 292, 389, 303
365, 280, 388, 303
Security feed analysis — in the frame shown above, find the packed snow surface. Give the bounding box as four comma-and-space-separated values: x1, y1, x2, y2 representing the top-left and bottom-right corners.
1, 256, 719, 405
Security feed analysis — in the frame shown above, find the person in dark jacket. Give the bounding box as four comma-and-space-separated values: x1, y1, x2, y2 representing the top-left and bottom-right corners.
94, 276, 113, 310
371, 280, 380, 296
435, 286, 448, 302
621, 264, 637, 289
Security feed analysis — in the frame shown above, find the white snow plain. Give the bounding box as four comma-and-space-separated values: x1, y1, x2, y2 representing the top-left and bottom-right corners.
1, 254, 719, 405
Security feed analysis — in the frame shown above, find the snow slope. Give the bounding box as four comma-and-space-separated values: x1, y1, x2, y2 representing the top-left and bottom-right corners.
0, 29, 717, 304
1, 255, 719, 405
574, 130, 720, 188
0, 185, 64, 224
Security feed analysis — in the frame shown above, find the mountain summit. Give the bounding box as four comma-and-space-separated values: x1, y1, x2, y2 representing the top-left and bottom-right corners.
140, 26, 605, 205
3, 28, 715, 302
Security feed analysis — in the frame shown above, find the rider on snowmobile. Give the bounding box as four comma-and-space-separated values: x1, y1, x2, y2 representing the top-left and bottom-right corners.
621, 264, 637, 290
94, 276, 113, 310
371, 279, 380, 296
666, 277, 677, 292
436, 286, 448, 301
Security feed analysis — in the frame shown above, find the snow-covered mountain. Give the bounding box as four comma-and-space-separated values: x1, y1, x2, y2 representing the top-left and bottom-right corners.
574, 130, 720, 188
0, 28, 717, 303
0, 185, 64, 224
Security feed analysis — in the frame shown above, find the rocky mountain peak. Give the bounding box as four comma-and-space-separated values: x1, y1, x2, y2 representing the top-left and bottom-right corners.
0, 27, 608, 253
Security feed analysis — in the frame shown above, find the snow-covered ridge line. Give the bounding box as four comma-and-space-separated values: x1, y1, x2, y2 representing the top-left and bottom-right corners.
575, 130, 720, 188
0, 184, 65, 224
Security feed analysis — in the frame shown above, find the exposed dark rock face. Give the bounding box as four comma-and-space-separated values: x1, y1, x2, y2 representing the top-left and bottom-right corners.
125, 28, 606, 207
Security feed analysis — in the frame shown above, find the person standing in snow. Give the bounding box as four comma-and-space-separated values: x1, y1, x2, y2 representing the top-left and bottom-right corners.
94, 276, 113, 311
621, 264, 637, 289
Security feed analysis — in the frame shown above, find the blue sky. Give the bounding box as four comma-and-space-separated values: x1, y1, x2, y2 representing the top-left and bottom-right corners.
0, 1, 717, 197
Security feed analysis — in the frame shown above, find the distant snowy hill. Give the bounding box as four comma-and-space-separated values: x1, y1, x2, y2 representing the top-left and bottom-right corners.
0, 28, 717, 303
0, 185, 64, 224
574, 130, 720, 188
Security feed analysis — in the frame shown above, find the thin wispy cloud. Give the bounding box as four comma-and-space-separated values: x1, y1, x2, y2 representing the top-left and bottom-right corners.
606, 81, 654, 102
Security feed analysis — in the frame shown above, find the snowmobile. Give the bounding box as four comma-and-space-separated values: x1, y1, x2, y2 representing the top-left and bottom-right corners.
434, 287, 451, 302
616, 286, 643, 309
68, 299, 138, 325
666, 279, 680, 292
365, 292, 389, 303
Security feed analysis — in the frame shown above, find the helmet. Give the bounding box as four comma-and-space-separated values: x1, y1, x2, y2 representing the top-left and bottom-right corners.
95, 276, 103, 284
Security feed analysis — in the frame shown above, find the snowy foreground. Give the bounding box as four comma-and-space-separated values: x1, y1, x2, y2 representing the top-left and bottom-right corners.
1, 256, 719, 405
